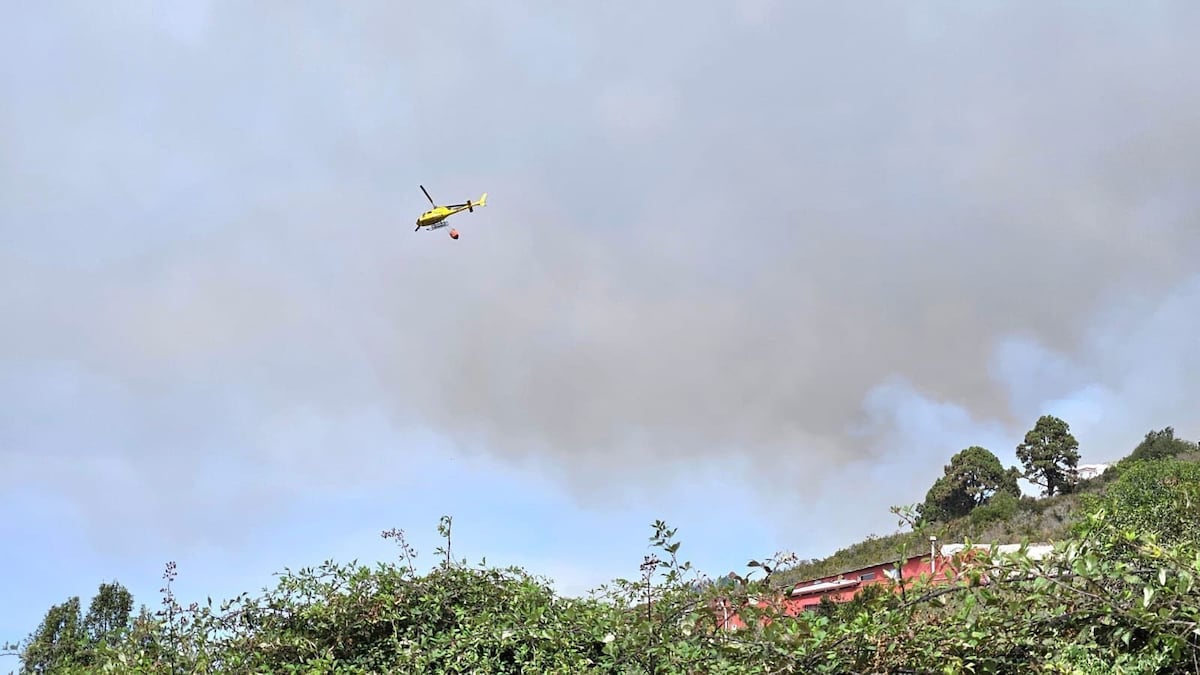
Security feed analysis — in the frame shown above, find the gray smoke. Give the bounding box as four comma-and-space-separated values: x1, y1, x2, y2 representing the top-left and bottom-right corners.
2, 1, 1199, 541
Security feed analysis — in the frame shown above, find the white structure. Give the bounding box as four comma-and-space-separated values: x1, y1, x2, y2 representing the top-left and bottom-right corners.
940, 543, 1055, 560
1076, 463, 1111, 481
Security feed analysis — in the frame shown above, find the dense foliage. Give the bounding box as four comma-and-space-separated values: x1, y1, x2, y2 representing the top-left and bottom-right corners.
1016, 415, 1082, 497
6, 425, 1200, 673
10, 581, 136, 673
919, 416, 1086, 525
1126, 427, 1199, 464
1076, 458, 1200, 548
918, 445, 1022, 523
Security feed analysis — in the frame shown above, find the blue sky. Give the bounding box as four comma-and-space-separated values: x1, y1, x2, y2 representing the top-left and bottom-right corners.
3, 1, 1200, 668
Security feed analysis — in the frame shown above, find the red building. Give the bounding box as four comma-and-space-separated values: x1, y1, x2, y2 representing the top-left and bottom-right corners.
784, 549, 941, 611
712, 539, 1038, 631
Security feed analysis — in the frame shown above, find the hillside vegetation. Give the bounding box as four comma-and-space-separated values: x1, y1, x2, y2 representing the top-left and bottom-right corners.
772, 421, 1199, 588
6, 419, 1200, 674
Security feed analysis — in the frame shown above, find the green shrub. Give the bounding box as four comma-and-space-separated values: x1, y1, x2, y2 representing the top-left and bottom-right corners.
1076, 458, 1200, 547
12, 425, 1200, 673
970, 491, 1019, 527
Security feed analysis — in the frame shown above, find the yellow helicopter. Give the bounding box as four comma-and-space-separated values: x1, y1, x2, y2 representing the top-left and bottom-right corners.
415, 185, 487, 239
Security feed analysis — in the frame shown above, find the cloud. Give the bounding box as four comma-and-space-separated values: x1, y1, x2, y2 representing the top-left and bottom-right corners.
595, 82, 680, 137
2, 0, 1199, 549
732, 0, 781, 28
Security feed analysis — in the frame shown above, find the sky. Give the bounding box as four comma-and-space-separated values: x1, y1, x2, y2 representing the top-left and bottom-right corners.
3, 0, 1200, 663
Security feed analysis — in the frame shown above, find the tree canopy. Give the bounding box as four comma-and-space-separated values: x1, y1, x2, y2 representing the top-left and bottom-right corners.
17, 597, 84, 674
1127, 426, 1198, 463
12, 582, 134, 674
919, 446, 1021, 523
1015, 414, 1081, 496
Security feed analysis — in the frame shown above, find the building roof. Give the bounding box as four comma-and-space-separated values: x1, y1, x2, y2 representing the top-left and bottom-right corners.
784, 542, 1055, 593
789, 577, 861, 597
779, 552, 926, 595
797, 550, 929, 584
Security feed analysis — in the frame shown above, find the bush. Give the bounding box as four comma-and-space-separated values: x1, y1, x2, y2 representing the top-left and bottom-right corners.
1126, 427, 1198, 464
1076, 459, 1200, 547
12, 424, 1200, 673
969, 491, 1019, 527
10, 506, 1200, 674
